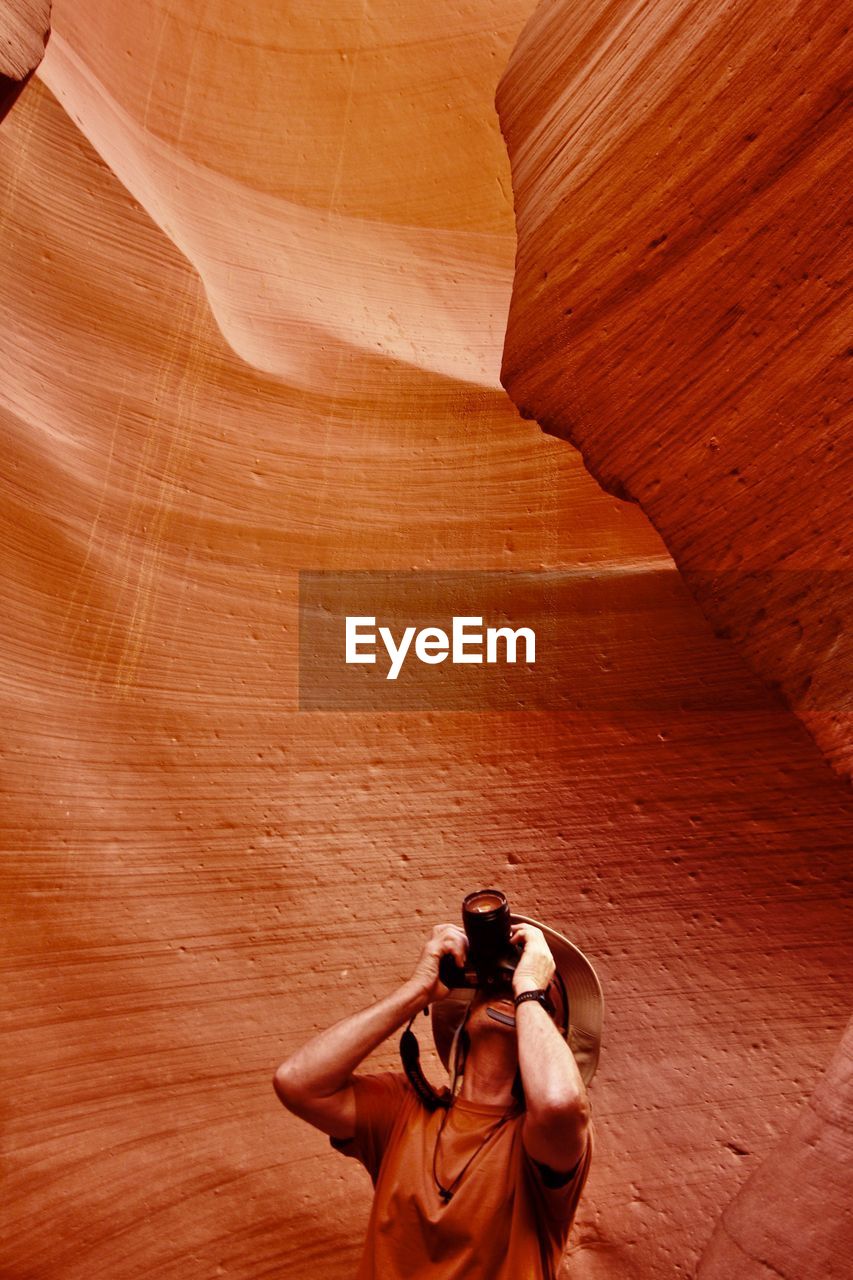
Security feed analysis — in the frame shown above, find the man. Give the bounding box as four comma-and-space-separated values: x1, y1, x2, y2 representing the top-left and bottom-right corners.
273, 904, 602, 1279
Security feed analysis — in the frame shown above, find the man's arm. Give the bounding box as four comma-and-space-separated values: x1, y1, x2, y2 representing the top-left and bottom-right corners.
273, 923, 467, 1139
511, 923, 590, 1174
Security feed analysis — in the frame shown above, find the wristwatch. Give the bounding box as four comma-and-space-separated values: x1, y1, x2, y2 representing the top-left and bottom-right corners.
513, 988, 555, 1015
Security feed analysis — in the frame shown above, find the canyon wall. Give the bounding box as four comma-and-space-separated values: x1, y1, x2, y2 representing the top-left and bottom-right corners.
1, 2, 850, 1277
497, 0, 851, 780
0, 0, 50, 117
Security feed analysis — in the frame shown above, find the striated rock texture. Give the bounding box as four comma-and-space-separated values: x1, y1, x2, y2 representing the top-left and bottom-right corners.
698, 1014, 853, 1279
1, 4, 851, 1279
0, 0, 50, 118
497, 0, 851, 780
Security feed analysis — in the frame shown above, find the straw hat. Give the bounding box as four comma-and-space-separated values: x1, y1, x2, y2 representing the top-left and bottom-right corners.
430, 912, 604, 1085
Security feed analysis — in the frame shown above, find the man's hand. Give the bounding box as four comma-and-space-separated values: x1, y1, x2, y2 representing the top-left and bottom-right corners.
510, 923, 556, 996
408, 923, 468, 1005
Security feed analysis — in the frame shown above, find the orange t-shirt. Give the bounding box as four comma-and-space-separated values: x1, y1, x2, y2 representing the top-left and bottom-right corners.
331, 1073, 592, 1280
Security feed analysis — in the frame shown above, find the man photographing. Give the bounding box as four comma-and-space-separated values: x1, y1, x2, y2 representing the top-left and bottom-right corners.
273, 890, 603, 1279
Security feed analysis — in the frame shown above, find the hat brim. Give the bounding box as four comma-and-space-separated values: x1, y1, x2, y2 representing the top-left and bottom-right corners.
430, 913, 604, 1086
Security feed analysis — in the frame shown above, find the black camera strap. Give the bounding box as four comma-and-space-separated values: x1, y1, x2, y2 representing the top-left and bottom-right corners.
400, 1009, 451, 1112
401, 970, 570, 1114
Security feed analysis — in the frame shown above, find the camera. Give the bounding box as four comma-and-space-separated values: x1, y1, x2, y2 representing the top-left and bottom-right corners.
438, 889, 519, 992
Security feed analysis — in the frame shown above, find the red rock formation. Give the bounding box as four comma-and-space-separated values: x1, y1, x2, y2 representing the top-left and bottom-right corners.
0, 0, 50, 118
1, 4, 851, 1279
497, 0, 851, 780
699, 1015, 853, 1279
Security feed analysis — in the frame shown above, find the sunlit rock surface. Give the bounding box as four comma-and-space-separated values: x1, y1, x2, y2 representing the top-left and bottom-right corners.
497, 0, 851, 780
0, 0, 50, 117
1, 4, 851, 1278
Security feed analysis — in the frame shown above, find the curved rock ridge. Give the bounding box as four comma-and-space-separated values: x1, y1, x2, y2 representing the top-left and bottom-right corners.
0, 5, 851, 1280
0, 0, 50, 118
497, 0, 851, 779
36, 0, 533, 388
698, 1014, 853, 1279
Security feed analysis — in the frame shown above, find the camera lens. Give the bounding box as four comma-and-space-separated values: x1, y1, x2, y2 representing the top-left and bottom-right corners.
462, 890, 512, 984
465, 891, 506, 916
462, 890, 510, 939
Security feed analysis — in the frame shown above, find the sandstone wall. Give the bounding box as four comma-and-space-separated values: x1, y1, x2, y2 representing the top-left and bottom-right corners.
497, 0, 851, 779
0, 0, 50, 117
1, 3, 850, 1277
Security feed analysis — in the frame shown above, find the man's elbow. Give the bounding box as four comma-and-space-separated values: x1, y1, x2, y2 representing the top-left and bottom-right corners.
273, 1060, 305, 1111
524, 1089, 590, 1173
533, 1089, 590, 1136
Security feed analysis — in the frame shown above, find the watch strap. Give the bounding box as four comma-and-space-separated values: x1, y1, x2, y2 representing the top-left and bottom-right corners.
513, 988, 555, 1015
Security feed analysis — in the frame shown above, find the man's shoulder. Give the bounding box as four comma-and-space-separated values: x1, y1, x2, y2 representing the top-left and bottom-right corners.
351, 1069, 411, 1095
330, 1071, 420, 1178
348, 1070, 419, 1125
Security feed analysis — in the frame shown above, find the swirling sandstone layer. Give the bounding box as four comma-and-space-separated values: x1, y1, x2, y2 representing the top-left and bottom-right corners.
497, 0, 851, 780
1, 4, 851, 1279
0, 0, 50, 117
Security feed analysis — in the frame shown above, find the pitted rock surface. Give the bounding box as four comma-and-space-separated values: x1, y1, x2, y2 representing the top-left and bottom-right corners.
497, 0, 851, 779
1, 4, 850, 1278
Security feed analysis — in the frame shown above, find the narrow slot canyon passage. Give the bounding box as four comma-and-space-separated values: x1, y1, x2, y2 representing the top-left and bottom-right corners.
1, 3, 850, 1277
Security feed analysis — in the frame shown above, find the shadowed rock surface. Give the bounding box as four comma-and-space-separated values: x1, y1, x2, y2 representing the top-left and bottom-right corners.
497, 0, 851, 780
1, 3, 850, 1278
0, 0, 50, 118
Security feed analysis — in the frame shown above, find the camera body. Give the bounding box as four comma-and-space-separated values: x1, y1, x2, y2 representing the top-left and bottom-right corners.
438, 889, 519, 993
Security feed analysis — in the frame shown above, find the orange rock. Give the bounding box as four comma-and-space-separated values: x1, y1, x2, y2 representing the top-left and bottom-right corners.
698, 1015, 853, 1278
0, 4, 850, 1279
0, 0, 50, 119
497, 0, 851, 779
